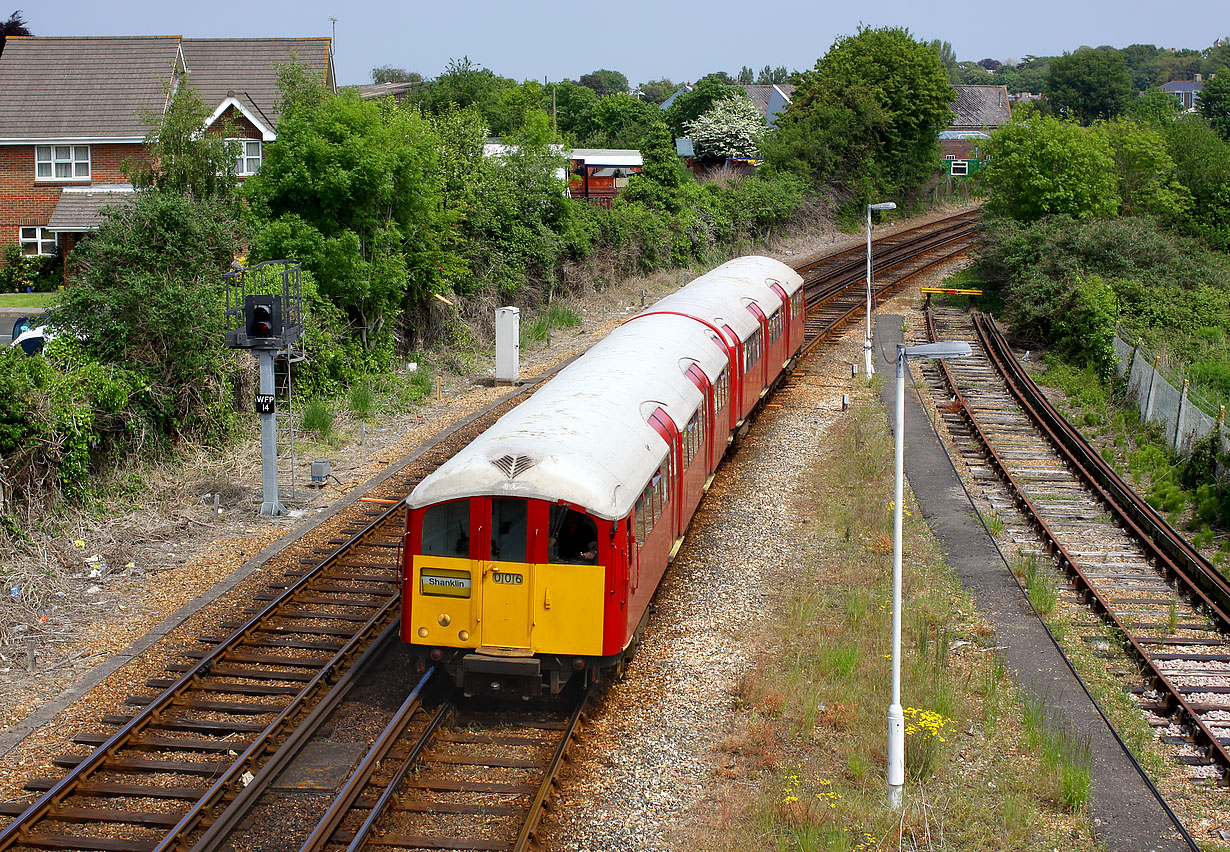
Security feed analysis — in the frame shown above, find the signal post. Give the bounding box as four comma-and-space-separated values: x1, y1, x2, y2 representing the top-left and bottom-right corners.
224, 262, 305, 516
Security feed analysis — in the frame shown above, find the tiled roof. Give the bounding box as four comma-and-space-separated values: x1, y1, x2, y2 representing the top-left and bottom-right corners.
46, 186, 136, 231
1161, 79, 1203, 93
182, 38, 333, 131
948, 85, 1011, 129
741, 84, 793, 116
0, 36, 334, 142
0, 36, 183, 140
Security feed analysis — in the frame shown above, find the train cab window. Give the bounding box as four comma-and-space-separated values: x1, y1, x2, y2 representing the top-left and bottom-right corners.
768, 310, 783, 344
743, 329, 762, 371
422, 500, 471, 557
549, 506, 598, 563
491, 498, 527, 562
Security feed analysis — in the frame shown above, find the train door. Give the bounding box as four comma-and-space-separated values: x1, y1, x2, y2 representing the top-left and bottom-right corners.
745, 302, 769, 395
480, 496, 532, 650
770, 282, 791, 367
647, 408, 683, 555
685, 364, 716, 481
721, 324, 743, 428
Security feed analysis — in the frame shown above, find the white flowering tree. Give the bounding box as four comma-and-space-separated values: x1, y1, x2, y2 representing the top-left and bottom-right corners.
684, 96, 767, 162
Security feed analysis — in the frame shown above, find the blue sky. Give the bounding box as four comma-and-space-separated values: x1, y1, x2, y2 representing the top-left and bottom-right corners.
29, 1, 1227, 87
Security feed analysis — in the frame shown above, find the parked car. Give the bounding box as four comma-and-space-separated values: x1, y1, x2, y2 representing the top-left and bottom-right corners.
11, 323, 52, 355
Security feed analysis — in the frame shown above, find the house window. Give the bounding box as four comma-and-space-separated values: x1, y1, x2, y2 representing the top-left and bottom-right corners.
944, 154, 956, 160
35, 145, 90, 180
951, 161, 969, 176
232, 140, 262, 176
20, 226, 58, 256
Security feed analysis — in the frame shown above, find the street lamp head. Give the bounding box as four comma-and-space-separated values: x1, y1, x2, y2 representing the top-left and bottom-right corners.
868, 202, 897, 211
901, 341, 972, 360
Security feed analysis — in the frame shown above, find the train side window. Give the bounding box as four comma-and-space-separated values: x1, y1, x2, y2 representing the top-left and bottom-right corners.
791, 290, 803, 317
744, 329, 762, 371
422, 500, 471, 557
491, 498, 527, 562
683, 410, 700, 469
768, 310, 782, 344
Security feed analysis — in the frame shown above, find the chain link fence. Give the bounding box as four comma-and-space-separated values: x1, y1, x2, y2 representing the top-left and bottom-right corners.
1115, 332, 1229, 458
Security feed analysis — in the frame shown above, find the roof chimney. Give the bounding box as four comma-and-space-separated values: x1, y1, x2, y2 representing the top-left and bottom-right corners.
1194, 73, 1203, 82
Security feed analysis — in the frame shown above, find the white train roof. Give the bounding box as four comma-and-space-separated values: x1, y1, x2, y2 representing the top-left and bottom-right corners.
408, 256, 801, 520
644, 256, 802, 341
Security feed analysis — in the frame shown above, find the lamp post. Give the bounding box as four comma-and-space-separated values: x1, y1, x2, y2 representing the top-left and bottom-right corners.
864, 202, 897, 376
887, 340, 971, 810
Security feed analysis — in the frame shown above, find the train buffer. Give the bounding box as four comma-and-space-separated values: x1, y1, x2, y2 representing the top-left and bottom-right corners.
921, 286, 982, 307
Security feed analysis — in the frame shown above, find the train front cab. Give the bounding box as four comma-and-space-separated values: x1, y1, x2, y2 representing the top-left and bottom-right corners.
404, 497, 630, 695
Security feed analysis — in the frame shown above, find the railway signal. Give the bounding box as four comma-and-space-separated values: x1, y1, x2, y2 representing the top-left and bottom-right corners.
245, 294, 282, 339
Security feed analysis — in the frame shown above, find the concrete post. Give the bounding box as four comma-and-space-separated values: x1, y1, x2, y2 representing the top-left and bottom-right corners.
1174, 379, 1189, 452
495, 307, 520, 386
1143, 355, 1162, 423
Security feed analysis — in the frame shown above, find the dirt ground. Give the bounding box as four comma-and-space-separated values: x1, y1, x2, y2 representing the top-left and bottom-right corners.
0, 202, 975, 796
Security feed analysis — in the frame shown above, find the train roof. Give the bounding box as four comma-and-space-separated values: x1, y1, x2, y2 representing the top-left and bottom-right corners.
644, 256, 802, 341
407, 256, 801, 520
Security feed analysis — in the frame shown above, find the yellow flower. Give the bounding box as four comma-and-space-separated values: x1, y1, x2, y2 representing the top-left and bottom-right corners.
73, 540, 85, 548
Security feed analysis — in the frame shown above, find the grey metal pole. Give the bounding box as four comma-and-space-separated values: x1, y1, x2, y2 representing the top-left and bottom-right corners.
865, 205, 874, 376
888, 343, 905, 809
258, 348, 286, 516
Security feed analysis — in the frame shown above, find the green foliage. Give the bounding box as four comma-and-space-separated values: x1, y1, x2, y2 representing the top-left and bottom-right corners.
371, 66, 421, 84
587, 94, 662, 149
347, 380, 375, 419
1050, 275, 1119, 379
578, 68, 628, 96
636, 78, 676, 106
245, 89, 462, 349
1161, 115, 1230, 248
661, 77, 742, 137
980, 115, 1118, 221
1044, 49, 1132, 124
685, 96, 767, 161
1197, 67, 1230, 141
1126, 87, 1182, 126
620, 123, 688, 212
756, 66, 789, 84
766, 25, 953, 208
521, 302, 581, 346
300, 398, 335, 440
0, 244, 60, 293
1091, 118, 1191, 220
408, 56, 519, 133
127, 83, 240, 202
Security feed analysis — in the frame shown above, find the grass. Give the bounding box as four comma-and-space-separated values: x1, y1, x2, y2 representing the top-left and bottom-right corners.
521, 302, 582, 346
300, 399, 335, 441
1017, 551, 1058, 616
348, 380, 376, 420
701, 393, 1096, 852
0, 291, 57, 308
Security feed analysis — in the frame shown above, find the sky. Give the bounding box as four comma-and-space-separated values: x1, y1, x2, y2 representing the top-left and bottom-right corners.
26, 1, 1228, 87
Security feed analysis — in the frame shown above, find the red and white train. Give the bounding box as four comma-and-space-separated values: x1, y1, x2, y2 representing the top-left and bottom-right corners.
401, 256, 806, 695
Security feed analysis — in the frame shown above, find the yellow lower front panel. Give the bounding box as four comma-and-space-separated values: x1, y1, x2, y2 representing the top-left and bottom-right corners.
411, 557, 604, 656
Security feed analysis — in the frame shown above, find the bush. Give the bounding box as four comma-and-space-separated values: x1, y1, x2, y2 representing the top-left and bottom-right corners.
0, 244, 62, 293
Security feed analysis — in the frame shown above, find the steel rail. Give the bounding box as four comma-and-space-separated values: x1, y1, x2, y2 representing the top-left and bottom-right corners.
927, 310, 1230, 781
513, 685, 590, 852
294, 669, 443, 852
0, 504, 405, 852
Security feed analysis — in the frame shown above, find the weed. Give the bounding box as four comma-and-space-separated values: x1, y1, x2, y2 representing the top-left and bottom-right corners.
348, 380, 375, 420
522, 302, 582, 346
1167, 598, 1179, 635
821, 645, 859, 678
300, 399, 335, 440
985, 511, 1005, 537
1019, 552, 1058, 615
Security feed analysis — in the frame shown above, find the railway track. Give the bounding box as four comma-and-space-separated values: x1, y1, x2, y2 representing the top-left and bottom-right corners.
800, 210, 980, 352
924, 307, 1230, 784
0, 210, 979, 852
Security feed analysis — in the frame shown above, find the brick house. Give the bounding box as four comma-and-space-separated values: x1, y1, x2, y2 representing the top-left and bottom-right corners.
942, 84, 1010, 178
0, 35, 334, 264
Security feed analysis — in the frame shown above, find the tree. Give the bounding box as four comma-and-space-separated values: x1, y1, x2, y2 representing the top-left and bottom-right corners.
772, 26, 954, 202
1198, 68, 1230, 140
371, 65, 422, 84
578, 69, 628, 96
637, 78, 676, 106
0, 9, 29, 58
1044, 49, 1132, 124
979, 114, 1119, 220
978, 58, 1002, 71
661, 76, 742, 137
620, 122, 688, 212
756, 65, 789, 84
929, 38, 960, 83
245, 90, 460, 349
1162, 115, 1230, 247
685, 97, 767, 161
1092, 118, 1191, 219
1127, 87, 1183, 125
127, 82, 240, 203
547, 81, 600, 142
411, 57, 518, 130
737, 65, 754, 84
589, 94, 662, 149
957, 62, 994, 85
